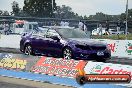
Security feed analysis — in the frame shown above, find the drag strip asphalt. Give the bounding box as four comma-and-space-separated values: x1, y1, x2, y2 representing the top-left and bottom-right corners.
0, 76, 73, 88
0, 47, 22, 54
0, 47, 132, 65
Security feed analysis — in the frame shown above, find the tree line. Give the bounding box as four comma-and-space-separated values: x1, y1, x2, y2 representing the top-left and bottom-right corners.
0, 0, 132, 22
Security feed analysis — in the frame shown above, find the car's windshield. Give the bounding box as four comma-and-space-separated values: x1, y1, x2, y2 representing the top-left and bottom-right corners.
33, 24, 38, 29
31, 27, 48, 34
57, 28, 89, 38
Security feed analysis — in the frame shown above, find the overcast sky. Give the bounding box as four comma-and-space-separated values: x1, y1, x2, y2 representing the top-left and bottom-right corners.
0, 0, 132, 16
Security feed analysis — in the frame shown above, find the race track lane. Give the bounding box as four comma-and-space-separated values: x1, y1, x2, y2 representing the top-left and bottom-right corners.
0, 82, 37, 88
0, 47, 22, 54
0, 76, 73, 88
0, 47, 132, 65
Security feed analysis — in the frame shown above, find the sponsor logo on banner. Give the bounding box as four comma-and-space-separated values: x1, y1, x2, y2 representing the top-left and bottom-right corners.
84, 62, 132, 80
107, 43, 117, 53
89, 65, 102, 74
32, 57, 87, 78
125, 42, 132, 55
0, 54, 27, 70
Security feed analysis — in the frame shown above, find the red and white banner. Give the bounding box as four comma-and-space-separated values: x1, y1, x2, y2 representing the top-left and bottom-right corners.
31, 57, 87, 78
84, 61, 132, 78
84, 61, 132, 86
98, 39, 132, 58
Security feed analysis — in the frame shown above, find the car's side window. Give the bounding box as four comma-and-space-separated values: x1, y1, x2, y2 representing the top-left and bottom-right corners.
32, 28, 48, 38
38, 32, 45, 37
45, 29, 60, 38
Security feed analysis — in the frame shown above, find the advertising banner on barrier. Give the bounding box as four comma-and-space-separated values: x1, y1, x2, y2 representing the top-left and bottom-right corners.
0, 53, 40, 71
84, 61, 132, 84
31, 57, 87, 78
98, 40, 132, 58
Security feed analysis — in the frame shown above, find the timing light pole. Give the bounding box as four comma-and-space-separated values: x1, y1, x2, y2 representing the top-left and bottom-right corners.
125, 0, 128, 40
52, 0, 53, 11
52, 0, 54, 17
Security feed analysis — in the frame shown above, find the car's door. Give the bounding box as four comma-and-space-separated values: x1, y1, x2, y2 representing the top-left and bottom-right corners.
45, 29, 63, 55
31, 28, 49, 54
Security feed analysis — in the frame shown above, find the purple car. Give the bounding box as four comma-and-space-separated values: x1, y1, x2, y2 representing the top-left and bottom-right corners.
20, 26, 111, 62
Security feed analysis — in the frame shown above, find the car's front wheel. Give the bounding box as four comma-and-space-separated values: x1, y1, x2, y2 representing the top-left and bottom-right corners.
24, 44, 33, 55
63, 47, 73, 60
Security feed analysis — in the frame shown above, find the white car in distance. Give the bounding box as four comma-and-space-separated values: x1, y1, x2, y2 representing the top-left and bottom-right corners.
109, 29, 124, 35
92, 28, 125, 35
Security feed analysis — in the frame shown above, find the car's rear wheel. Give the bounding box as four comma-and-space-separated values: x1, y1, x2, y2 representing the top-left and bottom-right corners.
63, 47, 73, 60
24, 44, 33, 55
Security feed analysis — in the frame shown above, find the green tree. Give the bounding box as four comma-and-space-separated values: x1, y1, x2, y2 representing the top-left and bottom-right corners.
2, 11, 9, 16
18, 9, 28, 17
88, 12, 108, 21
0, 10, 3, 15
120, 9, 132, 21
54, 5, 82, 19
54, 5, 73, 18
11, 1, 20, 16
23, 0, 56, 17
120, 13, 126, 21
88, 12, 120, 21
83, 15, 88, 19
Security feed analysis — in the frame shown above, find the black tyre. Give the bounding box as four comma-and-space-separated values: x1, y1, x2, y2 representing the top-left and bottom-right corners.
76, 76, 86, 85
63, 47, 73, 60
24, 44, 34, 55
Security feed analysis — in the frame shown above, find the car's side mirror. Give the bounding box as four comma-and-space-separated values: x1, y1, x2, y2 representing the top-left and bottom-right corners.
21, 32, 28, 38
51, 35, 60, 42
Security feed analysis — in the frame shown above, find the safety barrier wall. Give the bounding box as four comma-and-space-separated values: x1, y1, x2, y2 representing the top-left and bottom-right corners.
31, 56, 87, 78
84, 61, 132, 86
0, 53, 87, 78
98, 39, 132, 58
0, 53, 40, 71
0, 53, 132, 87
0, 53, 132, 77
